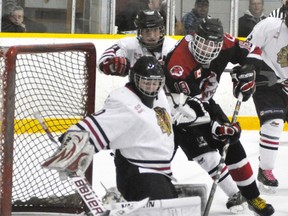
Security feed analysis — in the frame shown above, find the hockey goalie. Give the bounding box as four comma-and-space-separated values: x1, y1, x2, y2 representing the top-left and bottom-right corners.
41, 56, 202, 216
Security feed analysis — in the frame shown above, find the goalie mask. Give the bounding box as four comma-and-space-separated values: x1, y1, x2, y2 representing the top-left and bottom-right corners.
129, 56, 165, 99
134, 10, 165, 51
189, 18, 224, 65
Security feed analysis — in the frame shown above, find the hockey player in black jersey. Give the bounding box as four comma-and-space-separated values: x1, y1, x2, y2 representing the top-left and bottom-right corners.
164, 18, 275, 216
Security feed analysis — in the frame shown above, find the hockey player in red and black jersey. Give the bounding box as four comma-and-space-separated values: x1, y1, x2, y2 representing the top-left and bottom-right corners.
164, 18, 275, 216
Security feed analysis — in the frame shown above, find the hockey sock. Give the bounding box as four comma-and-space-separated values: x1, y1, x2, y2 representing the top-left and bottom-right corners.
193, 151, 239, 197
259, 118, 284, 170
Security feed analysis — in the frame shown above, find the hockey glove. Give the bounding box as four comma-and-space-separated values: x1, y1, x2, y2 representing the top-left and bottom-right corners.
169, 93, 209, 126
211, 121, 241, 145
231, 64, 256, 102
200, 72, 219, 101
42, 130, 94, 175
101, 57, 130, 76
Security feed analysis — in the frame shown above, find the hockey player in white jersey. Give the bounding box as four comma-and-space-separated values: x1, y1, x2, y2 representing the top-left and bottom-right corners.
98, 9, 177, 76
247, 13, 288, 193
42, 56, 201, 202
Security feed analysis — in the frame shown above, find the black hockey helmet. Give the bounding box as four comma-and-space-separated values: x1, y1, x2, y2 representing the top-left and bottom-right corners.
196, 18, 223, 42
134, 9, 164, 29
129, 56, 165, 98
189, 18, 224, 64
134, 10, 165, 50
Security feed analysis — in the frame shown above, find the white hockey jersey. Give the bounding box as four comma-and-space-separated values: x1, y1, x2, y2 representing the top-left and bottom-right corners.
69, 87, 175, 175
247, 17, 288, 82
98, 36, 178, 68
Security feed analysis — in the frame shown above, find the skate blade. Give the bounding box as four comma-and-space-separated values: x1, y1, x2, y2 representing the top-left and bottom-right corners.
229, 202, 248, 214
258, 182, 277, 194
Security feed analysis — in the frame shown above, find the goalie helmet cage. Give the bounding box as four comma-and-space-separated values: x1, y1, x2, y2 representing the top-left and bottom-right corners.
0, 43, 96, 216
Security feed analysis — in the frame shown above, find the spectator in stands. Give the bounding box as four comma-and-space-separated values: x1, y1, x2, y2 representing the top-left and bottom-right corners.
1, 5, 26, 32
148, 0, 162, 10
181, 0, 210, 35
269, 0, 288, 18
238, 0, 266, 37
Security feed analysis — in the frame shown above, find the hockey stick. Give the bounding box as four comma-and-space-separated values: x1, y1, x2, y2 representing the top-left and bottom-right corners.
203, 94, 243, 216
33, 111, 149, 216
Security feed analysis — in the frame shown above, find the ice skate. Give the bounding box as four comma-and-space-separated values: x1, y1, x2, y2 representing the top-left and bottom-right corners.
257, 168, 278, 194
42, 130, 94, 174
247, 196, 274, 216
226, 191, 247, 214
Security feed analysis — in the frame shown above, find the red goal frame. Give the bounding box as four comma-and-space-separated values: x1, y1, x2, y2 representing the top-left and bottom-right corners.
0, 43, 96, 215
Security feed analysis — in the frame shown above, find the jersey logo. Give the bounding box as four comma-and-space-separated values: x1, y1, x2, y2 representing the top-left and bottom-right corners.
277, 45, 288, 68
154, 107, 172, 136
170, 65, 184, 77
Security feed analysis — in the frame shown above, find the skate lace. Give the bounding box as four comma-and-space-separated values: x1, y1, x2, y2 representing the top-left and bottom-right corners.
250, 197, 266, 210
263, 170, 277, 181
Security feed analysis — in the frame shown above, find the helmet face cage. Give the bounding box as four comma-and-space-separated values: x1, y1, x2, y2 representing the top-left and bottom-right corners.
134, 74, 165, 97
129, 56, 165, 97
190, 34, 223, 64
189, 18, 224, 64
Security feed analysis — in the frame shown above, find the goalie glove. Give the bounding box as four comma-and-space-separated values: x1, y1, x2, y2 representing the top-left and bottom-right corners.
41, 130, 94, 175
231, 64, 256, 102
211, 121, 241, 145
100, 57, 130, 76
168, 93, 210, 126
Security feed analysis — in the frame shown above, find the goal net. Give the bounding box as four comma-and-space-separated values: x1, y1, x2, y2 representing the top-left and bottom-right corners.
0, 43, 96, 215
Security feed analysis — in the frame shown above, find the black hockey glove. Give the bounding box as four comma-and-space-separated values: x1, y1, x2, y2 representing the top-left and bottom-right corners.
231, 64, 256, 102
185, 97, 206, 117
100, 57, 130, 76
211, 121, 241, 145
170, 94, 208, 126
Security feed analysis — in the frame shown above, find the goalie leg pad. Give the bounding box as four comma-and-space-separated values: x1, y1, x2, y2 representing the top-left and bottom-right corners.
42, 130, 94, 174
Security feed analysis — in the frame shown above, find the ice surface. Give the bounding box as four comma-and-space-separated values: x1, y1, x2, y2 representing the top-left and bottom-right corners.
93, 131, 288, 216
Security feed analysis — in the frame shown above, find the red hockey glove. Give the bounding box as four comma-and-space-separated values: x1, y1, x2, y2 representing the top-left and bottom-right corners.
101, 57, 130, 76
231, 64, 256, 102
211, 121, 241, 145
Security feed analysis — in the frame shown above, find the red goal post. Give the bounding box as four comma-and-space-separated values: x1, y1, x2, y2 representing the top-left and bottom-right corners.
0, 43, 96, 215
